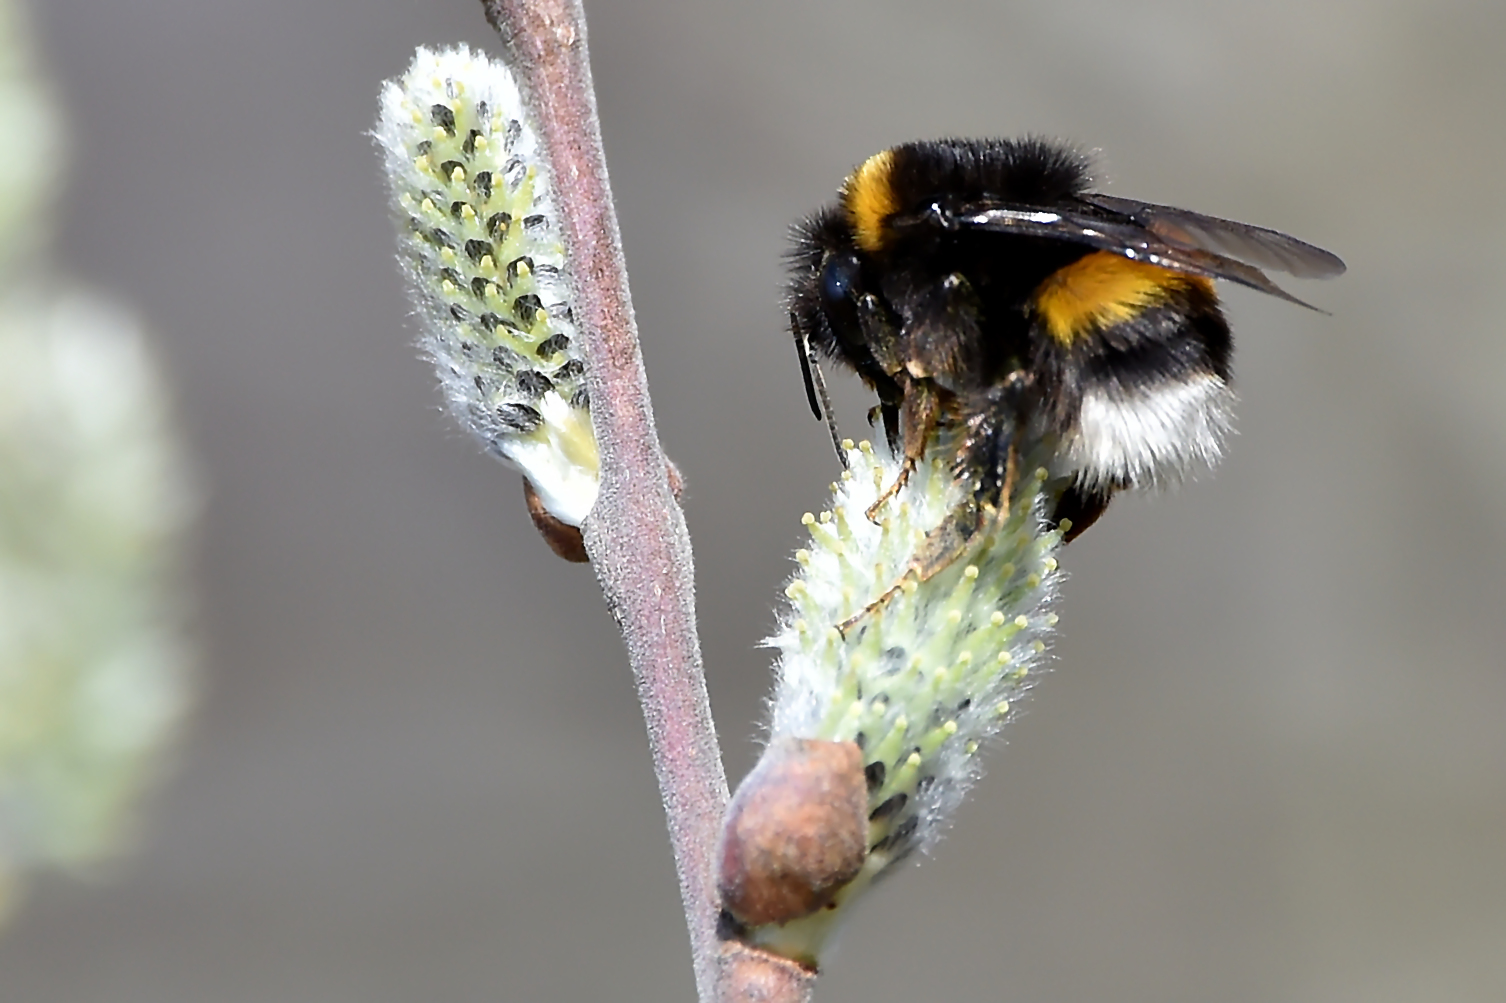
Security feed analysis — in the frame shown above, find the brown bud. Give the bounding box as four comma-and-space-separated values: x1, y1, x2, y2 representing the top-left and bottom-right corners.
522, 477, 588, 563
718, 940, 817, 1000
718, 737, 868, 927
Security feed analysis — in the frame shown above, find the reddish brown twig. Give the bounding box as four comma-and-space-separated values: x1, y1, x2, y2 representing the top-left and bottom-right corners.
476, 2, 740, 999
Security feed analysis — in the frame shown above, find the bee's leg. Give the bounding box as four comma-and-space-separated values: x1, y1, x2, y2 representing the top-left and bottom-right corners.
905, 394, 1026, 586
1050, 485, 1112, 542
837, 468, 1009, 638
856, 292, 905, 375
954, 371, 1032, 508
864, 377, 940, 523
851, 291, 909, 459
838, 377, 1029, 636
864, 398, 902, 457
879, 401, 901, 456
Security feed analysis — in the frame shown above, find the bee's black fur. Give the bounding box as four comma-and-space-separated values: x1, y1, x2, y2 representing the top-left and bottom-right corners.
788, 136, 1338, 552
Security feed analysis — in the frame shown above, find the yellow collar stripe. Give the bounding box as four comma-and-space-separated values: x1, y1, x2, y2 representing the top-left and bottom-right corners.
843, 149, 898, 254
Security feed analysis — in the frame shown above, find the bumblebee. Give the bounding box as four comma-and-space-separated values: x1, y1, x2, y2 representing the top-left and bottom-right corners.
788, 137, 1343, 565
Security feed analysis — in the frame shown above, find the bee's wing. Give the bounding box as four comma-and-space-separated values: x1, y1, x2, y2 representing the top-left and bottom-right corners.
1078, 194, 1346, 280
913, 197, 1343, 310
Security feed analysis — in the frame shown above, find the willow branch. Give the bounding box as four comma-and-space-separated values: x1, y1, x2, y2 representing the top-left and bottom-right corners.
476, 1, 731, 999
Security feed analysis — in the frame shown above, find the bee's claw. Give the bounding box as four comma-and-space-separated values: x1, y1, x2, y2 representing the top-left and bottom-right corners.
864, 457, 916, 522
836, 573, 912, 637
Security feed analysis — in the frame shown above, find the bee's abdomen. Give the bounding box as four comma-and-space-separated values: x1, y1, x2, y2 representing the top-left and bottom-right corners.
1033, 258, 1235, 491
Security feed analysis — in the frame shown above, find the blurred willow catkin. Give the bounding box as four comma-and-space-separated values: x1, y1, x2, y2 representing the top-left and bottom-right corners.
0, 0, 197, 923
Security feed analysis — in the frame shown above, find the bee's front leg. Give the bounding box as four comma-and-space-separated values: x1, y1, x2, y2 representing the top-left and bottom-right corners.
839, 374, 1035, 634
864, 377, 940, 523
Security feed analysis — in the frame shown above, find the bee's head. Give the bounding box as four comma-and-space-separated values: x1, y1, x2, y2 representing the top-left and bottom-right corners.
786, 206, 871, 369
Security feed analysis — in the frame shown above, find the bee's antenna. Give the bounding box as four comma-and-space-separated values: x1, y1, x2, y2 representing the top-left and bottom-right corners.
792, 311, 848, 469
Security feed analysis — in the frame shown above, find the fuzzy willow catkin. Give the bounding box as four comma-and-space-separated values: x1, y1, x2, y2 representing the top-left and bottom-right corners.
376, 45, 597, 527
725, 434, 1068, 965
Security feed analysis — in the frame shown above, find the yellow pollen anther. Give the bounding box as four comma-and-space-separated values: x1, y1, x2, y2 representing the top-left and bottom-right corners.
420, 198, 437, 214
440, 279, 457, 295
439, 248, 457, 265
1014, 615, 1029, 629
859, 440, 873, 454
414, 154, 432, 173
1046, 613, 1059, 626
942, 720, 958, 735
1026, 573, 1041, 588
819, 511, 833, 524
945, 609, 962, 625
1032, 640, 1046, 654
450, 165, 465, 183
997, 651, 1012, 664
801, 512, 816, 525
901, 577, 919, 595
1043, 557, 1058, 572
842, 438, 855, 450
990, 611, 1006, 626
996, 700, 1011, 716
479, 255, 496, 273
795, 549, 811, 565
515, 260, 531, 278
906, 752, 921, 768
963, 565, 979, 579
461, 204, 477, 221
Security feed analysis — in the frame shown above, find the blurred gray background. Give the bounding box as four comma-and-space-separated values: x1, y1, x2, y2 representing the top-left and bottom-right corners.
8, 0, 1505, 1000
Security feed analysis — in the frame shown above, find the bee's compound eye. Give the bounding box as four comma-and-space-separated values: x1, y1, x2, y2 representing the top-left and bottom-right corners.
819, 253, 863, 309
